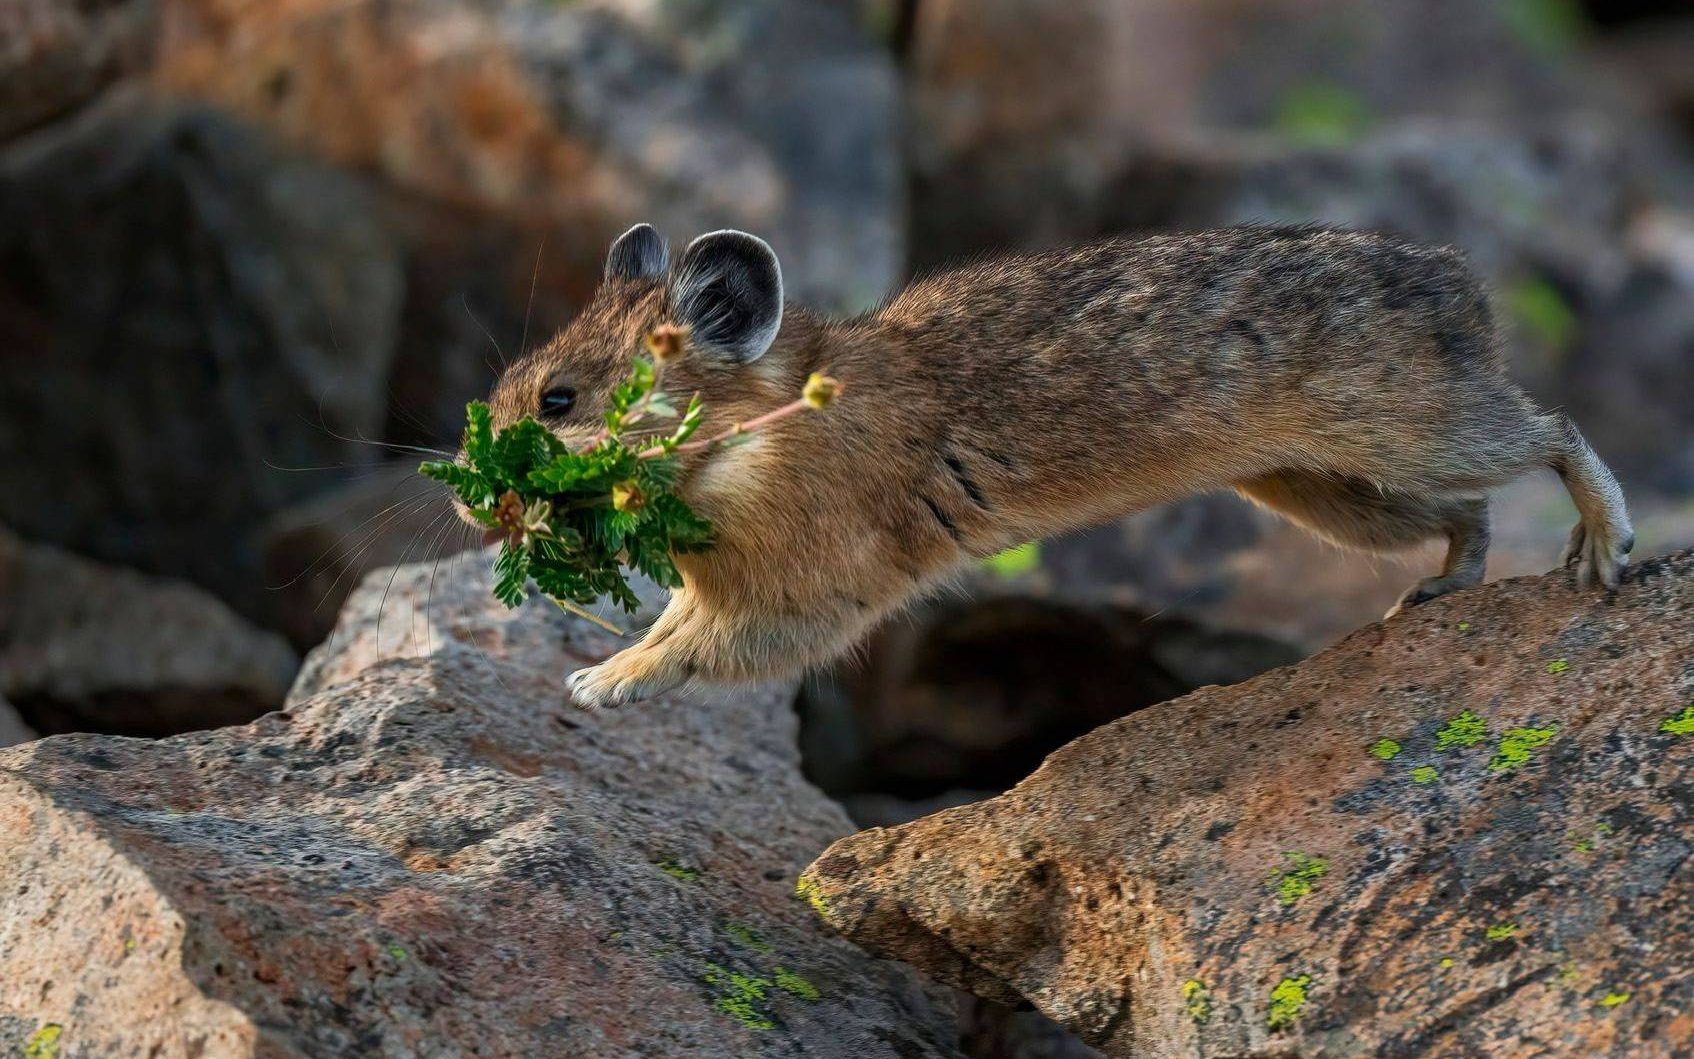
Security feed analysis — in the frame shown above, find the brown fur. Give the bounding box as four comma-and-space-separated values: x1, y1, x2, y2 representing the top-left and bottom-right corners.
476, 224, 1633, 707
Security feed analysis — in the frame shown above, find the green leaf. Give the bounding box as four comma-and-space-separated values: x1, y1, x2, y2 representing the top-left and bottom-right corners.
492, 543, 531, 608
462, 401, 495, 465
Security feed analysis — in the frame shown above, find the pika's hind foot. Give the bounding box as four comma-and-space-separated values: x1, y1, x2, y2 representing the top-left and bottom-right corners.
1557, 520, 1633, 589
1385, 572, 1474, 619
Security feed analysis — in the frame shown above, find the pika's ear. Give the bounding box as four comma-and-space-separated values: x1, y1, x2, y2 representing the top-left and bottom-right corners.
605, 223, 669, 282
668, 230, 783, 363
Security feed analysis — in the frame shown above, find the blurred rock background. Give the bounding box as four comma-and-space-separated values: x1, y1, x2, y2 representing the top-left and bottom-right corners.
2, 2, 1693, 1052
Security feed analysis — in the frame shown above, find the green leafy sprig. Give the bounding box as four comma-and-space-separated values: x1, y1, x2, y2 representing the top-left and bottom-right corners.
422, 328, 840, 632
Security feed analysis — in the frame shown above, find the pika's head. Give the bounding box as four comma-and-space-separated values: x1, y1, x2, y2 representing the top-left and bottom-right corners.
484, 223, 786, 452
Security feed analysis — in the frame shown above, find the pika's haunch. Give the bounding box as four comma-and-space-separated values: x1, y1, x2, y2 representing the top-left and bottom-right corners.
470, 223, 1632, 708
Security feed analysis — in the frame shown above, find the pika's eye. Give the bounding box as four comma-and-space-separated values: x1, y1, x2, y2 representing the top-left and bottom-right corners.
539, 386, 577, 417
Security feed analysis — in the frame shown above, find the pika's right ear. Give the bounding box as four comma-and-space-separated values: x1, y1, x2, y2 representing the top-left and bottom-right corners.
668, 230, 783, 363
604, 223, 669, 282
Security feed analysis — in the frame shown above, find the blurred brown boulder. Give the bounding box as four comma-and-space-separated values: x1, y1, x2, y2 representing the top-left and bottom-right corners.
0, 0, 159, 140
0, 527, 298, 737
804, 549, 1694, 1057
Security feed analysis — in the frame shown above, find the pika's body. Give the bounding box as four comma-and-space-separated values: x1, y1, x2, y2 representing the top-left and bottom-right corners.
479, 223, 1632, 708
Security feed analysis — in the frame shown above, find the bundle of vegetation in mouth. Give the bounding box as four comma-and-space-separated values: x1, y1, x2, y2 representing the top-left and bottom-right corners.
422, 324, 841, 632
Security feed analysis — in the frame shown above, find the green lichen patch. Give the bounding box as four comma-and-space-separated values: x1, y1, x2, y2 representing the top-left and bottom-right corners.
1435, 710, 1489, 750
1369, 738, 1403, 761
1410, 765, 1440, 785
774, 966, 822, 1001
1558, 962, 1582, 983
1485, 922, 1519, 942
1439, 957, 1455, 969
1570, 833, 1596, 854
656, 859, 701, 881
1659, 706, 1694, 736
1545, 658, 1571, 675
1267, 975, 1312, 1030
1270, 852, 1329, 906
1489, 726, 1557, 772
1182, 978, 1212, 1024
1456, 620, 1473, 632
384, 941, 408, 962
24, 1024, 63, 1059
1598, 990, 1631, 1008
703, 963, 775, 1030
795, 874, 831, 917
725, 923, 772, 953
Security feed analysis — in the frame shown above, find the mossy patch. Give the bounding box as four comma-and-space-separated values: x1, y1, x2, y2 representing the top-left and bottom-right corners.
795, 874, 831, 917
1369, 738, 1403, 761
1485, 921, 1519, 942
1439, 957, 1455, 969
703, 963, 775, 1030
1598, 990, 1630, 1008
1545, 658, 1571, 675
1270, 852, 1328, 906
1410, 765, 1439, 785
384, 941, 408, 962
774, 966, 822, 1001
24, 1024, 62, 1059
1182, 978, 1212, 1024
1659, 706, 1694, 736
1436, 710, 1489, 750
1489, 726, 1557, 772
1267, 975, 1312, 1030
656, 859, 700, 881
726, 923, 772, 952
1274, 81, 1371, 146
1456, 620, 1473, 632
1504, 276, 1578, 351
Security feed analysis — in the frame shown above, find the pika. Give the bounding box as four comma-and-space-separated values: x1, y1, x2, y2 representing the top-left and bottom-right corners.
475, 223, 1632, 708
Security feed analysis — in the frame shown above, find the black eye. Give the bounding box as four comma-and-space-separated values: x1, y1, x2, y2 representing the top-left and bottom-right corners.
540, 386, 577, 417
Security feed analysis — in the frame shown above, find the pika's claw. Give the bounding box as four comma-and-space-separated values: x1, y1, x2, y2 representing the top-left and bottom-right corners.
566, 653, 684, 710
1556, 520, 1631, 590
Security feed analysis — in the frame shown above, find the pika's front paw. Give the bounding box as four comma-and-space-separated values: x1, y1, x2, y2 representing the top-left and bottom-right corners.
566, 654, 683, 710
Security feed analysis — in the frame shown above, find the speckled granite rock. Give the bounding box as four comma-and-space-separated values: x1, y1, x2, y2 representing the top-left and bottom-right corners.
0, 555, 960, 1058
803, 550, 1694, 1058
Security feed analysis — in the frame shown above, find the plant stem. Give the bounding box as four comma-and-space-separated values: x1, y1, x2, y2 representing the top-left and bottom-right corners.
639, 397, 812, 459
547, 594, 628, 636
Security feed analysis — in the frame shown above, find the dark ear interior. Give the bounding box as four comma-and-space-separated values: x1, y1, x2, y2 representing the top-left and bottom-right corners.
668, 230, 783, 363
605, 223, 669, 282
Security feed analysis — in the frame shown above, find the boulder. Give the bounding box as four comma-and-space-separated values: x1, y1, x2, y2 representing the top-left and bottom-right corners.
0, 90, 402, 620
0, 0, 158, 141
0, 528, 298, 737
0, 553, 962, 1057
802, 550, 1694, 1057
0, 693, 34, 749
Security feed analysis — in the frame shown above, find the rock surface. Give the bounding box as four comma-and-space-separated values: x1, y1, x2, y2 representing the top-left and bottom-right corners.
803, 550, 1694, 1057
0, 554, 961, 1058
0, 527, 298, 737
0, 693, 34, 749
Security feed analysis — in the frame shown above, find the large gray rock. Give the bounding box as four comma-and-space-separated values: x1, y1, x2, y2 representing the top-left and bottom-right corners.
0, 527, 298, 737
0, 90, 402, 620
0, 553, 961, 1058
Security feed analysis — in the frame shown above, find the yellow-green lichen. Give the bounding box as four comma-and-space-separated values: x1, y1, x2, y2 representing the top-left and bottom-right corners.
1659, 706, 1694, 736
1369, 738, 1403, 761
1489, 726, 1557, 772
1598, 990, 1630, 1008
1267, 975, 1312, 1030
984, 541, 1041, 577
24, 1024, 62, 1059
1485, 922, 1519, 942
1456, 620, 1473, 632
1570, 833, 1595, 854
726, 923, 772, 953
795, 874, 831, 917
774, 966, 822, 1001
1271, 852, 1328, 906
657, 859, 700, 881
1558, 962, 1582, 983
384, 941, 408, 962
1439, 957, 1455, 969
1182, 978, 1212, 1024
1435, 710, 1489, 750
1410, 765, 1439, 785
703, 963, 775, 1030
1545, 658, 1570, 675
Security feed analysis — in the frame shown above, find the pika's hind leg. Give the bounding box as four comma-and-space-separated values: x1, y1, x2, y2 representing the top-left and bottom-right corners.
1544, 413, 1633, 588
1235, 472, 1490, 617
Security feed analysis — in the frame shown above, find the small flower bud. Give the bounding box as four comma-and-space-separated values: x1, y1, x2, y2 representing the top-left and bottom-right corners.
644, 323, 690, 364
611, 480, 645, 511
493, 489, 527, 544
802, 372, 842, 410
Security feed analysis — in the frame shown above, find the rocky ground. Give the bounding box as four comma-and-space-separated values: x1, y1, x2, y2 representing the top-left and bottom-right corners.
0, 556, 960, 1058
803, 550, 1694, 1058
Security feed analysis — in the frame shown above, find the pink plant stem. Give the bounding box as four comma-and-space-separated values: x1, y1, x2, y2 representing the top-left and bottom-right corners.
639, 398, 811, 459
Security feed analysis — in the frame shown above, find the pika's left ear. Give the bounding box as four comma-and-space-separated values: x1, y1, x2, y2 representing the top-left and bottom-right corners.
667, 230, 783, 363
605, 223, 669, 282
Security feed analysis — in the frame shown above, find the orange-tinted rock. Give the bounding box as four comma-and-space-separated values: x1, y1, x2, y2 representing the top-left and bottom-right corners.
804, 550, 1694, 1058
